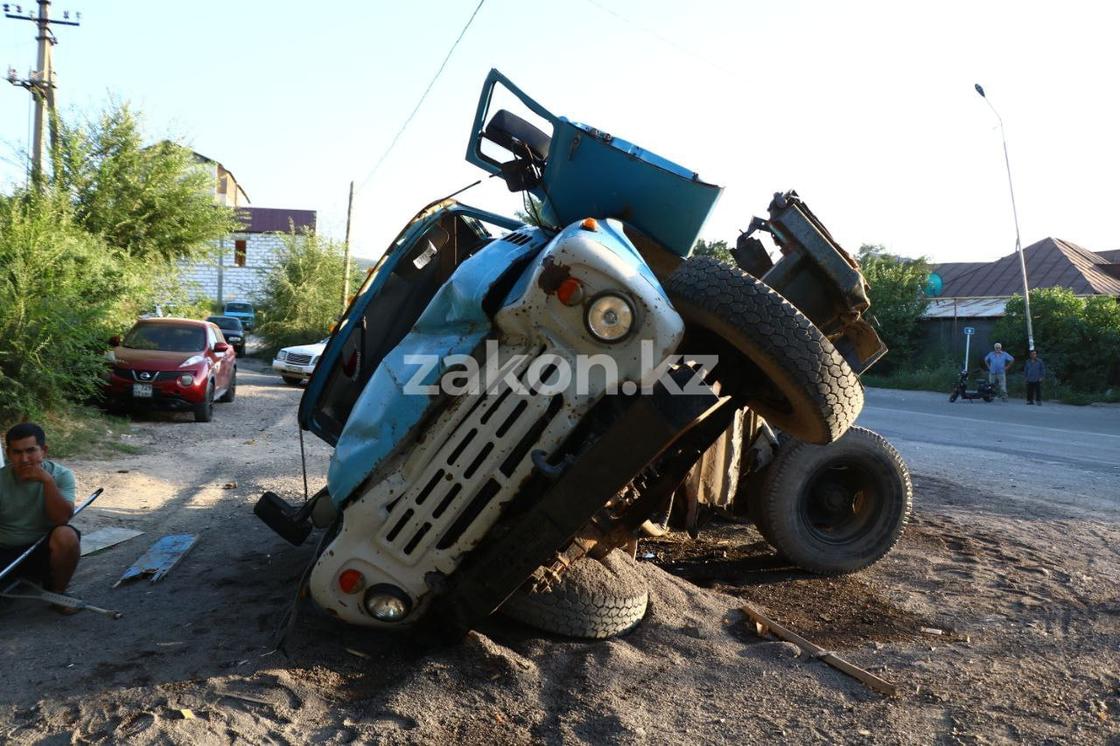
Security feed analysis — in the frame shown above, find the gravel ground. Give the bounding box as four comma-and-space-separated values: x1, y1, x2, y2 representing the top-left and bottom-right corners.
2, 364, 1117, 744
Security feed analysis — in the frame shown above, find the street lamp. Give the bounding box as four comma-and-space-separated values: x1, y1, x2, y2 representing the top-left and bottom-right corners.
974, 83, 1035, 351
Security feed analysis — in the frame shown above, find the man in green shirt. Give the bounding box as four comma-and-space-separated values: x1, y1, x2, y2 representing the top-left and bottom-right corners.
0, 423, 80, 609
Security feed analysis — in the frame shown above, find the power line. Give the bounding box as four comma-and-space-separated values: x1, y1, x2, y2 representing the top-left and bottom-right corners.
580, 0, 738, 80
356, 0, 486, 193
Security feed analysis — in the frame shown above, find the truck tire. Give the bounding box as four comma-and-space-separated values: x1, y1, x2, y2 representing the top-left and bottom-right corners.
500, 550, 649, 639
665, 256, 862, 444
759, 426, 911, 575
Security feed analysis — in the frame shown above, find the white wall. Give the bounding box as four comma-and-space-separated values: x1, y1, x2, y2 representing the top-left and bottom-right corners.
178, 232, 291, 305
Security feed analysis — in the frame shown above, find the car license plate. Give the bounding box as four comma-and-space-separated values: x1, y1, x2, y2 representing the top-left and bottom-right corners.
133, 383, 153, 398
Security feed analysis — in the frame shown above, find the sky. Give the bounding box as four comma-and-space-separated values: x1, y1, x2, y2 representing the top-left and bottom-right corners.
2, 0, 1118, 265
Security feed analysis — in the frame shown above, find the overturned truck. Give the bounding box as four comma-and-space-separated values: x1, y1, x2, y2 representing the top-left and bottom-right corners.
256, 70, 911, 639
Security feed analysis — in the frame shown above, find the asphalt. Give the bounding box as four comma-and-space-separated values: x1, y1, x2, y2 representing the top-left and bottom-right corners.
856, 387, 1120, 519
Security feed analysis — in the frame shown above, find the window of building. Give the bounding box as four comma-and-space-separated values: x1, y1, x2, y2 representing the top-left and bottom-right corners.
235, 239, 247, 267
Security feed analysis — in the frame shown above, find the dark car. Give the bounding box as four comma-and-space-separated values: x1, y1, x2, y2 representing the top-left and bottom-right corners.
207, 315, 247, 355
104, 318, 237, 422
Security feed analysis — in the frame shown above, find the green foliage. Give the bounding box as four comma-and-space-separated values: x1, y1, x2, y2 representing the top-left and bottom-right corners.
255, 230, 354, 355
514, 195, 548, 227
863, 358, 1120, 405
992, 287, 1120, 390
55, 103, 236, 262
863, 362, 959, 393
0, 194, 138, 419
693, 238, 734, 264
0, 101, 237, 420
857, 244, 931, 366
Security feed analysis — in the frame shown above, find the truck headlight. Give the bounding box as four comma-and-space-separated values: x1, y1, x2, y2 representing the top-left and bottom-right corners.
364, 585, 412, 622
585, 293, 634, 343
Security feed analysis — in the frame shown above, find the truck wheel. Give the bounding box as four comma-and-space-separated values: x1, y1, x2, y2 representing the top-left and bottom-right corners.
218, 368, 237, 402
759, 426, 911, 575
666, 256, 862, 444
193, 383, 214, 422
501, 550, 649, 639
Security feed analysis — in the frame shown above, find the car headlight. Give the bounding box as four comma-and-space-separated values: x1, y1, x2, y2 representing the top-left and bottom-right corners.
585, 293, 635, 343
363, 585, 412, 622
180, 355, 205, 367
277, 350, 287, 361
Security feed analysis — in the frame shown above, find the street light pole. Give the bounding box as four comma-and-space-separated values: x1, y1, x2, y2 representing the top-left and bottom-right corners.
975, 83, 1035, 351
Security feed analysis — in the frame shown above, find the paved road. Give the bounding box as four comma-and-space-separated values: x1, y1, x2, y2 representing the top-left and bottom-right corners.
856, 387, 1120, 518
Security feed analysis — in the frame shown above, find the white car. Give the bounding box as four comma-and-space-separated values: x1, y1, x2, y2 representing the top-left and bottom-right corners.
272, 339, 327, 385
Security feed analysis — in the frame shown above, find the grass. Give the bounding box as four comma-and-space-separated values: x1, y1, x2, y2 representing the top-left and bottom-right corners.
863, 364, 1120, 405
3, 404, 144, 461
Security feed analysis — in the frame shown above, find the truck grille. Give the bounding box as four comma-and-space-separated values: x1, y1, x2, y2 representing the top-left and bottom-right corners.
376, 355, 563, 566
286, 353, 313, 365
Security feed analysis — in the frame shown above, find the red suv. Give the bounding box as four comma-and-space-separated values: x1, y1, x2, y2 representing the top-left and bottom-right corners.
105, 318, 237, 422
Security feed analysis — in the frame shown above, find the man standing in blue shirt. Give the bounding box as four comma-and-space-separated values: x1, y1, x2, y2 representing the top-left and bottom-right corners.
1024, 349, 1046, 405
0, 423, 81, 613
984, 342, 1015, 402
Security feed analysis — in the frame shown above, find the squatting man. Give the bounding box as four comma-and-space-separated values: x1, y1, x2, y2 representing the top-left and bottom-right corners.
0, 423, 81, 614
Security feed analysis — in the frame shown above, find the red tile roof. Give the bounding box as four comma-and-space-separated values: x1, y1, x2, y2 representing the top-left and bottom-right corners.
933, 238, 1120, 297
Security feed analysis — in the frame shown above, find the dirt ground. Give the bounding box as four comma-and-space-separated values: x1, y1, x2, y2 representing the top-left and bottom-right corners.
2, 360, 1117, 744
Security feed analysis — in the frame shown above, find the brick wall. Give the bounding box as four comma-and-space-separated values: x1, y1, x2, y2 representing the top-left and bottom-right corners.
178, 232, 293, 305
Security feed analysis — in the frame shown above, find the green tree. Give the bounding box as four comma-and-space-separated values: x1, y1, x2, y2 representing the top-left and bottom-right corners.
54, 103, 236, 262
992, 288, 1120, 390
692, 238, 734, 264
857, 244, 931, 365
255, 229, 354, 354
514, 195, 548, 227
0, 194, 140, 419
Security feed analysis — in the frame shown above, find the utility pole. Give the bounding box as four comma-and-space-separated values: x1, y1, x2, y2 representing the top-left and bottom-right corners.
4, 1, 81, 187
975, 83, 1035, 352
341, 180, 354, 314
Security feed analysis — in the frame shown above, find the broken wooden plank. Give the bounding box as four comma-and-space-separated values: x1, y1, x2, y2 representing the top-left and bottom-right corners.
114, 534, 198, 587
741, 604, 898, 696
80, 527, 144, 556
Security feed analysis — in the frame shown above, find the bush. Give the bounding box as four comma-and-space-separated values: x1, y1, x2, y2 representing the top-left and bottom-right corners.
0, 196, 140, 420
863, 362, 959, 394
992, 288, 1120, 391
255, 229, 354, 356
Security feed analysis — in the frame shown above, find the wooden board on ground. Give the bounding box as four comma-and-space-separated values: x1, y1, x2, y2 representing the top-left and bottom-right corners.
80, 527, 145, 557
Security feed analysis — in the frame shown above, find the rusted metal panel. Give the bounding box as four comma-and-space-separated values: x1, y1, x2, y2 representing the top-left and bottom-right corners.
114, 534, 197, 586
